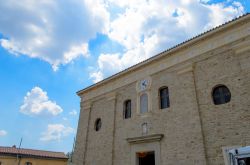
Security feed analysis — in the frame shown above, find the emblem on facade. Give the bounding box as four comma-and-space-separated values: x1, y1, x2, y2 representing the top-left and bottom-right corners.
142, 122, 148, 135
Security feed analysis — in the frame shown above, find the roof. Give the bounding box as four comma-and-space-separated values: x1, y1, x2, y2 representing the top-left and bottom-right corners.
77, 13, 250, 96
0, 146, 68, 160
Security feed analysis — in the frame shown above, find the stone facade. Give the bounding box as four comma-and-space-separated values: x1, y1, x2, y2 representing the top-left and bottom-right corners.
73, 14, 250, 165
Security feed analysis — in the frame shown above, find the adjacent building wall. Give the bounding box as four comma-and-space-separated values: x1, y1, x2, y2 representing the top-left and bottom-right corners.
0, 156, 67, 165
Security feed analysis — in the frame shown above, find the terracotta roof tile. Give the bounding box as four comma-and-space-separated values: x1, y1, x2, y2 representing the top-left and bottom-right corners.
0, 146, 68, 159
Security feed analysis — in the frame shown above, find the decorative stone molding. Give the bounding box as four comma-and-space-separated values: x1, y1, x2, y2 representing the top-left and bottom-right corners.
81, 100, 92, 110
142, 123, 148, 135
136, 76, 152, 115
105, 92, 116, 101
127, 134, 164, 144
232, 38, 250, 54
176, 64, 194, 75
136, 90, 152, 115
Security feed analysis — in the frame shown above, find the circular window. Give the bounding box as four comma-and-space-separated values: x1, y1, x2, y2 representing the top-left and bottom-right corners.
95, 118, 102, 131
212, 85, 231, 105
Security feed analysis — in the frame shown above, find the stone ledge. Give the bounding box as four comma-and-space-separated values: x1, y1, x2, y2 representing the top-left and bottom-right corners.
127, 134, 164, 144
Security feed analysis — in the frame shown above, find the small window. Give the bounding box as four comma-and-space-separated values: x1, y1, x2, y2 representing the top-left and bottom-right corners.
94, 118, 102, 131
140, 93, 148, 113
124, 100, 131, 119
159, 87, 170, 109
212, 85, 231, 105
25, 162, 32, 165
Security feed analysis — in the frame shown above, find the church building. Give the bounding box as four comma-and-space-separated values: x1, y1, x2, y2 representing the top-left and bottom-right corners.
73, 14, 250, 165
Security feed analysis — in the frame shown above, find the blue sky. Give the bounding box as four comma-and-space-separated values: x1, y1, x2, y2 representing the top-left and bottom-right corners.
0, 0, 249, 153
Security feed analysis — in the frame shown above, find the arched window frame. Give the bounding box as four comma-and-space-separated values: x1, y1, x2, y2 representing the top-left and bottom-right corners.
94, 118, 102, 131
212, 84, 231, 105
136, 77, 152, 115
139, 92, 149, 114
123, 99, 132, 119
159, 86, 170, 109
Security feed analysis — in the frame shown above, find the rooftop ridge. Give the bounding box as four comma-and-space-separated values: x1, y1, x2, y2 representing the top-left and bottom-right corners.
0, 146, 68, 159
0, 146, 65, 154
77, 13, 250, 95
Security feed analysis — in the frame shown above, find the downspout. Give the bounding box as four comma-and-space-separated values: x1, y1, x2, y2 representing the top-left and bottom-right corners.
112, 96, 117, 165
191, 65, 208, 164
82, 103, 92, 165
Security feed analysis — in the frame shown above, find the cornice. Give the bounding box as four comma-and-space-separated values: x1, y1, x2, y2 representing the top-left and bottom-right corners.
127, 134, 164, 144
232, 37, 250, 54
77, 14, 250, 100
105, 92, 116, 101
81, 100, 92, 110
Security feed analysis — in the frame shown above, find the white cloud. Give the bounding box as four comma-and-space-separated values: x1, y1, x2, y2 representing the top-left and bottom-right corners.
90, 70, 104, 83
0, 0, 109, 70
0, 130, 7, 136
40, 124, 74, 142
62, 117, 68, 121
0, 0, 245, 80
20, 87, 63, 116
200, 0, 210, 3
90, 0, 245, 82
69, 110, 77, 116
204, 2, 245, 30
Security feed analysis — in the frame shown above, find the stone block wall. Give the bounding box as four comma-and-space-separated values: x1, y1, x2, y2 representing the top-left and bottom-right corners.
194, 49, 250, 165
72, 15, 250, 165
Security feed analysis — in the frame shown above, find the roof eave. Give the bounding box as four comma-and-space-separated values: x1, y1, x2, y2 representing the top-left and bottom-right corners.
77, 13, 250, 96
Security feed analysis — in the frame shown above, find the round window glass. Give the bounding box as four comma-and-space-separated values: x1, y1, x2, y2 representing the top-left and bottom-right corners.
212, 85, 231, 105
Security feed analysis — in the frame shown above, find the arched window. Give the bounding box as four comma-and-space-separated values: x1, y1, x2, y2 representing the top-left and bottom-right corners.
95, 118, 102, 131
124, 100, 131, 119
212, 85, 231, 105
140, 93, 148, 113
159, 87, 170, 109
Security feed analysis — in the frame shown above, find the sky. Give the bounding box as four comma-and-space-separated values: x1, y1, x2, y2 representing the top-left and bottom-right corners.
0, 0, 249, 153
